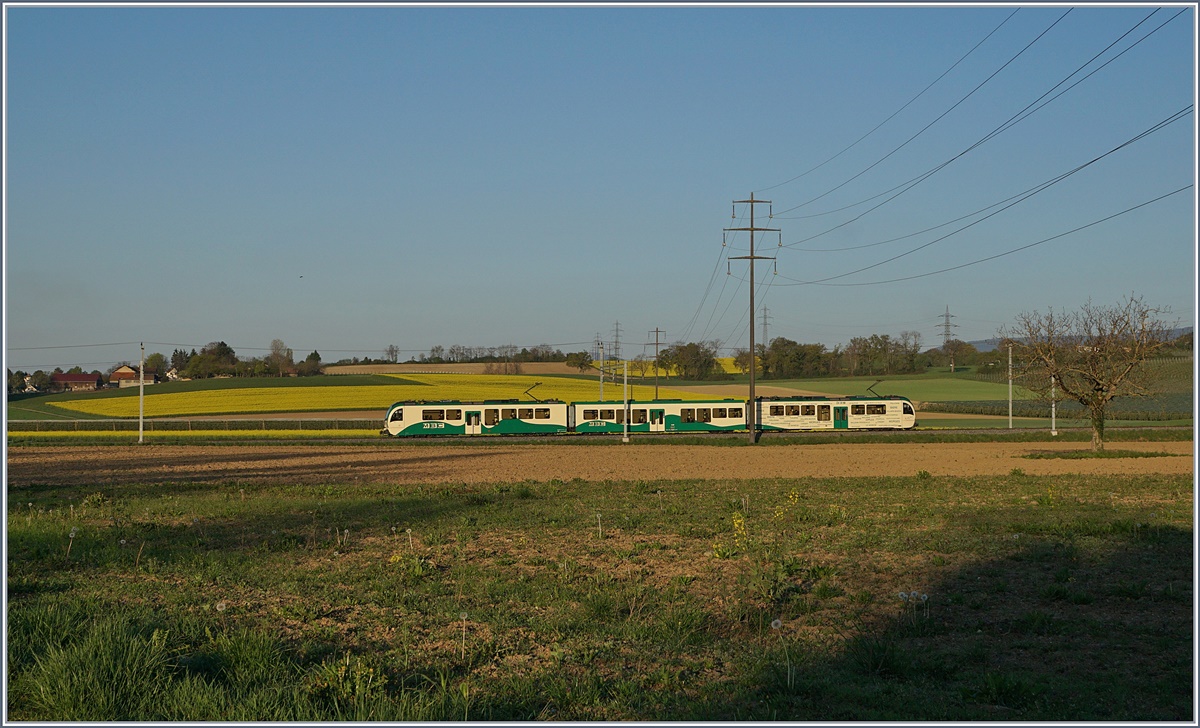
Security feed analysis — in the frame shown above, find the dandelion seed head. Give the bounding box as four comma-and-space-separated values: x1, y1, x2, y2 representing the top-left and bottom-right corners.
771, 619, 782, 630
899, 592, 908, 601
921, 594, 929, 603
120, 539, 127, 545
460, 612, 468, 620
909, 591, 919, 600
216, 601, 227, 612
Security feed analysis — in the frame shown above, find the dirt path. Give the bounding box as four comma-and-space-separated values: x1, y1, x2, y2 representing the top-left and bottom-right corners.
7, 441, 1192, 488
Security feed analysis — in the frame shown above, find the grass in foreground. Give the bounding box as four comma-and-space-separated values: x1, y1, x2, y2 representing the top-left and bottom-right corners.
6, 469, 1192, 721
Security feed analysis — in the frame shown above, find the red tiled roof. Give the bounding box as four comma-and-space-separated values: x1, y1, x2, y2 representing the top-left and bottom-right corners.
109, 369, 157, 380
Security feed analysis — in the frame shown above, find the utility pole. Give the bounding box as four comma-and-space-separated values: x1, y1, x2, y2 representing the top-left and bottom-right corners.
1008, 343, 1013, 429
611, 321, 622, 363
622, 360, 629, 444
648, 327, 665, 400
138, 342, 145, 444
598, 342, 605, 402
727, 193, 779, 444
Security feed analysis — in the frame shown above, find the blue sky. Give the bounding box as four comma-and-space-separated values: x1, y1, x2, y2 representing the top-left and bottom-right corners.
4, 3, 1195, 372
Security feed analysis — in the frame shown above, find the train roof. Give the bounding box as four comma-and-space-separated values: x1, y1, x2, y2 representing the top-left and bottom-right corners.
758, 395, 913, 402
571, 398, 745, 405
387, 399, 566, 406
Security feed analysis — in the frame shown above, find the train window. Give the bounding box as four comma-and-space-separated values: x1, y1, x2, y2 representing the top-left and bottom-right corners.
616, 410, 626, 424
534, 408, 550, 420
867, 404, 887, 415
422, 409, 445, 421
698, 408, 711, 422
682, 408, 695, 423
389, 409, 403, 422
485, 409, 499, 425
770, 405, 784, 416
729, 407, 743, 418
852, 405, 866, 415
583, 409, 599, 420
502, 408, 518, 420
446, 409, 462, 420
903, 402, 914, 415
714, 408, 727, 418
600, 409, 615, 420
631, 409, 647, 424
786, 405, 800, 416
817, 405, 831, 421
518, 408, 534, 419
802, 405, 815, 416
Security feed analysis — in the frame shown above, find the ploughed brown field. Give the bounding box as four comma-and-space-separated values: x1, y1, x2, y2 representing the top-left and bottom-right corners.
7, 441, 1193, 488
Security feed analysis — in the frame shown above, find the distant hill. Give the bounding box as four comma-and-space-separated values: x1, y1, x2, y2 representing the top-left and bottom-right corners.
970, 326, 1193, 353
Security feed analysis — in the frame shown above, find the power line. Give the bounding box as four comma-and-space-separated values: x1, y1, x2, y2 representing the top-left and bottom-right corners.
772, 8, 1073, 218
755, 8, 1020, 195
680, 207, 748, 343
774, 105, 1192, 285
803, 185, 1193, 288
772, 6, 1177, 247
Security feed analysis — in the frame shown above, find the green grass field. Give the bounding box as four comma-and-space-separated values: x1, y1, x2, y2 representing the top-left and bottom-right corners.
768, 374, 1037, 401
7, 467, 1192, 720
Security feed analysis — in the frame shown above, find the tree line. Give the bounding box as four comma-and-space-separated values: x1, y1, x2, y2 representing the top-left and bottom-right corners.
340, 343, 569, 367
7, 339, 323, 393
564, 332, 996, 382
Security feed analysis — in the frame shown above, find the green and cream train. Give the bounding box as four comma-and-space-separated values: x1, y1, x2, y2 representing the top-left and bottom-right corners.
383, 395, 916, 437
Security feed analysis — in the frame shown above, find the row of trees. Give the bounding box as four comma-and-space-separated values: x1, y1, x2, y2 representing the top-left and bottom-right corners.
8, 340, 325, 393
602, 333, 989, 382
340, 344, 569, 367
554, 335, 995, 382
168, 340, 323, 379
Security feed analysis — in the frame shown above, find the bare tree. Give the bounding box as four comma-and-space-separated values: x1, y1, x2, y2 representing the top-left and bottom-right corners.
269, 339, 293, 377
1002, 294, 1174, 451
731, 348, 753, 375
630, 354, 652, 379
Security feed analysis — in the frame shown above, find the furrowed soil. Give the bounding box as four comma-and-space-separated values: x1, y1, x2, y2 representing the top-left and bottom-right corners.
7, 441, 1193, 488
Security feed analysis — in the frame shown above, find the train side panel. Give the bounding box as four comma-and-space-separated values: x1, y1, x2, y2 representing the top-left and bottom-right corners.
570, 399, 747, 434
758, 397, 916, 431
385, 401, 568, 436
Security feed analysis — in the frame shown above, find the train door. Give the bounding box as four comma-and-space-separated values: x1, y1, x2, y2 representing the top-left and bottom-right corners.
465, 411, 481, 435
649, 409, 665, 433
834, 406, 849, 429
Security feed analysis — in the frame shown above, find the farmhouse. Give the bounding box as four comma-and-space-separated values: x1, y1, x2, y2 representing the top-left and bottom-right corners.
50, 372, 103, 392
108, 365, 160, 388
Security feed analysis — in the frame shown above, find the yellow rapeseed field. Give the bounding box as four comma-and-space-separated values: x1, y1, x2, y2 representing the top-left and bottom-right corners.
46, 374, 711, 418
